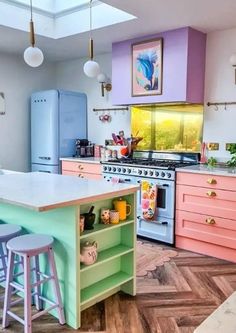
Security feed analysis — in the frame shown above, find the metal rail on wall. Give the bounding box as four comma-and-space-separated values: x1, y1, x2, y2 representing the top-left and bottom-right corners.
93, 107, 129, 112
207, 101, 236, 110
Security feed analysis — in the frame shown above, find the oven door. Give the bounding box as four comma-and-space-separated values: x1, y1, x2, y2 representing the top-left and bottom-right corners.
103, 174, 174, 219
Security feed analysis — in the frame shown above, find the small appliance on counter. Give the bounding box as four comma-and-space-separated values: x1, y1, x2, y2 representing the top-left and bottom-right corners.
75, 139, 94, 157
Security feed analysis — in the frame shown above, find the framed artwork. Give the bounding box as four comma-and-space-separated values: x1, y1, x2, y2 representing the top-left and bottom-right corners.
132, 38, 163, 97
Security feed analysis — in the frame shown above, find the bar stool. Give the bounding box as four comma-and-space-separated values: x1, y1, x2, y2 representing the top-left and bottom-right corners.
0, 224, 22, 285
2, 234, 65, 333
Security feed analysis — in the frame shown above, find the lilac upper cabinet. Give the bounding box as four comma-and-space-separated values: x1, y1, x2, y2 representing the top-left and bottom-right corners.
112, 27, 206, 105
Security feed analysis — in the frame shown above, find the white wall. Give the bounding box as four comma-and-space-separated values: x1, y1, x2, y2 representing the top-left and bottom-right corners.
2, 28, 236, 172
55, 53, 131, 145
0, 53, 55, 171
204, 27, 236, 161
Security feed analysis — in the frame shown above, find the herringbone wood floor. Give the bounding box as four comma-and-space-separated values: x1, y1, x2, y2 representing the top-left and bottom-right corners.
1, 239, 236, 333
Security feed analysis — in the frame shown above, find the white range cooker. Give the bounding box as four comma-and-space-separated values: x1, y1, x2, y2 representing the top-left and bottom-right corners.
102, 151, 199, 244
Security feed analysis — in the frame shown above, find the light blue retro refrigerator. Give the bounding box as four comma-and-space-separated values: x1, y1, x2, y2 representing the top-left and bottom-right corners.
31, 90, 87, 173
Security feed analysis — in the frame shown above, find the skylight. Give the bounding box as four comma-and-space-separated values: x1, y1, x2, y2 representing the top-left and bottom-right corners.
0, 0, 136, 38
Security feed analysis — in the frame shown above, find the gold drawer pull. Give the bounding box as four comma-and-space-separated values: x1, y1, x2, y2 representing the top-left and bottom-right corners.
207, 178, 217, 184
77, 165, 84, 170
205, 218, 216, 225
206, 191, 216, 197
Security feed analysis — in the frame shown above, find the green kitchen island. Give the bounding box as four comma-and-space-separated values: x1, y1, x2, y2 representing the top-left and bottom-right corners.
0, 172, 138, 328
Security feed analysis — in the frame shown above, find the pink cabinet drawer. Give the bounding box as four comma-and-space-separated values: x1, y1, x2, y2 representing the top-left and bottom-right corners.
62, 161, 102, 174
175, 210, 236, 249
62, 170, 102, 180
177, 172, 236, 191
176, 184, 236, 220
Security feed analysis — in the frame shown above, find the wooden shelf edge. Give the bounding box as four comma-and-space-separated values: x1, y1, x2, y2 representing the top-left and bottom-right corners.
80, 245, 134, 272
80, 219, 134, 240
80, 272, 133, 306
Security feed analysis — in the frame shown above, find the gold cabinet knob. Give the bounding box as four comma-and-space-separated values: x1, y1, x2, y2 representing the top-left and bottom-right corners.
78, 165, 84, 170
205, 217, 216, 225
207, 178, 217, 184
206, 191, 217, 197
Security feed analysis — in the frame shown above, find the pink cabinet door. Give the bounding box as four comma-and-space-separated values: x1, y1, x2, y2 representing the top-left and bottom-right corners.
62, 170, 102, 180
175, 210, 236, 249
62, 161, 102, 174
177, 172, 236, 191
176, 184, 236, 220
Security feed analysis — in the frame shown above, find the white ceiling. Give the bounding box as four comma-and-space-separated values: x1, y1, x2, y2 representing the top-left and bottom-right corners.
1, 0, 236, 62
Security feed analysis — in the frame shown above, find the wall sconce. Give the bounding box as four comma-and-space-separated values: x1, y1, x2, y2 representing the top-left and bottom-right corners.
229, 54, 236, 84
97, 73, 112, 97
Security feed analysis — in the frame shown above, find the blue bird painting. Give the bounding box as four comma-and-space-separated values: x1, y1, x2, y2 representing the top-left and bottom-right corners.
132, 39, 162, 96
136, 49, 158, 91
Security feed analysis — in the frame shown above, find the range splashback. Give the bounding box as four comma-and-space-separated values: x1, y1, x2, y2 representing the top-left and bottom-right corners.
131, 104, 203, 153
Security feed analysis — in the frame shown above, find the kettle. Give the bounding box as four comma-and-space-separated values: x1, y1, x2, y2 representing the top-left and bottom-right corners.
80, 241, 98, 266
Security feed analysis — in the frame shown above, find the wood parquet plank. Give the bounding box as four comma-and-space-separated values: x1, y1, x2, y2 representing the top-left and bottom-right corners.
1, 239, 236, 332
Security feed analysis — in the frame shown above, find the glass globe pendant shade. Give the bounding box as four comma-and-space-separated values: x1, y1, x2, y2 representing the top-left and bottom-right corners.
97, 73, 107, 83
24, 46, 44, 68
83, 60, 100, 78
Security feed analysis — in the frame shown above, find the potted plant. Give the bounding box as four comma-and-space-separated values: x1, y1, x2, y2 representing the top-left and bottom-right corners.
227, 144, 236, 168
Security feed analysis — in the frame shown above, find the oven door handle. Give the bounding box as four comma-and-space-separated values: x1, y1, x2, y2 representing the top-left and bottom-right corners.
137, 216, 168, 225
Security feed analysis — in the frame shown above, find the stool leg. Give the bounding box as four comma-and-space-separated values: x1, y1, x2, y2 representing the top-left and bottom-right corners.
24, 255, 32, 333
2, 250, 15, 328
48, 247, 65, 325
0, 242, 7, 282
34, 255, 43, 311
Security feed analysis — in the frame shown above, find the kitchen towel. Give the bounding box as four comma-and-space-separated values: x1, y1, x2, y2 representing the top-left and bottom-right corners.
141, 180, 157, 221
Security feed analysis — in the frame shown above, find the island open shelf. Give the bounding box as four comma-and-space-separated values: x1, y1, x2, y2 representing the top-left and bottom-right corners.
0, 172, 138, 329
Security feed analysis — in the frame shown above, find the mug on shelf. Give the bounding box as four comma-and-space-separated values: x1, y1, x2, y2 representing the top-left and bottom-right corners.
80, 215, 85, 234
109, 210, 120, 224
113, 198, 131, 221
100, 208, 110, 224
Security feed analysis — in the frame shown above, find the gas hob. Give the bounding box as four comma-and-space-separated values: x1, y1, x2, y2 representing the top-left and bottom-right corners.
101, 151, 200, 181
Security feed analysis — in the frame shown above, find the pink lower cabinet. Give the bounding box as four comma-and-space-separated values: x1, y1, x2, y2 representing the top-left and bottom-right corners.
62, 161, 103, 180
175, 172, 236, 262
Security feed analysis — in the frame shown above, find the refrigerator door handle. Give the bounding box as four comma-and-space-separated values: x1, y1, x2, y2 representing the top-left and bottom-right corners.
39, 156, 51, 160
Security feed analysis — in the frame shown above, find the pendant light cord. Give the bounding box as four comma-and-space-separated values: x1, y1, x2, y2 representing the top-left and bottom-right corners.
30, 0, 33, 21
90, 0, 93, 38
29, 0, 35, 47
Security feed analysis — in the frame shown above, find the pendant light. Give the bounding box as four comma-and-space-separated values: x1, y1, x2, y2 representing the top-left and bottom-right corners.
24, 0, 44, 67
83, 0, 100, 78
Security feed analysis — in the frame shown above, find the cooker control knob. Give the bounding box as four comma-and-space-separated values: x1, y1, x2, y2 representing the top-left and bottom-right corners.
108, 167, 112, 172
138, 169, 142, 175
161, 172, 165, 178
112, 167, 116, 172
167, 172, 172, 178
155, 171, 159, 177
122, 168, 126, 173
144, 170, 148, 176
128, 168, 132, 174
104, 166, 107, 171
149, 170, 154, 176
118, 167, 121, 172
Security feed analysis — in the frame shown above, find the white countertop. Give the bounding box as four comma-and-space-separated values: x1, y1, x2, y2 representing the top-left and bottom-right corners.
60, 157, 102, 164
194, 291, 236, 333
0, 172, 138, 212
176, 164, 236, 177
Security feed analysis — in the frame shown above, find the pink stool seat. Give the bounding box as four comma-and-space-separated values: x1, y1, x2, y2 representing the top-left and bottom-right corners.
7, 234, 53, 253
0, 224, 21, 241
